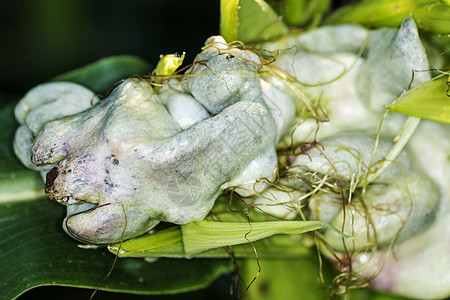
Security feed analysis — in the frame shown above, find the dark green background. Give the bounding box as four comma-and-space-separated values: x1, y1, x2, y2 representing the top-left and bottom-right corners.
0, 0, 219, 96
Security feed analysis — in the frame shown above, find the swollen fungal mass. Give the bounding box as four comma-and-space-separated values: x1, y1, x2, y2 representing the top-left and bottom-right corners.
14, 36, 293, 244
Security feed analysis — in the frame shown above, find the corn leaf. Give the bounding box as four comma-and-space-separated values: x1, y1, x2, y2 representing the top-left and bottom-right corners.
0, 199, 232, 300
0, 103, 45, 203
386, 75, 450, 124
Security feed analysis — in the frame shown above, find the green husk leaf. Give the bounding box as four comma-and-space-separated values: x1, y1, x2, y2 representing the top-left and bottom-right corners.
220, 0, 240, 42
52, 55, 152, 94
238, 0, 288, 42
325, 0, 450, 33
281, 0, 331, 27
413, 1, 450, 33
110, 227, 185, 258
386, 75, 450, 124
108, 219, 348, 259
182, 220, 349, 256
108, 228, 311, 259
220, 0, 288, 43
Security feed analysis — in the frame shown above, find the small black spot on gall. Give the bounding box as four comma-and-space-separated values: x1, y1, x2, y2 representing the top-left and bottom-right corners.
104, 179, 112, 186
45, 167, 59, 194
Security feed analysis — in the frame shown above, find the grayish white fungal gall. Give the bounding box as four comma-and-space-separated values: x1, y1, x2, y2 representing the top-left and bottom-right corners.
22, 36, 293, 244
13, 82, 99, 175
296, 134, 440, 251
159, 87, 210, 129
184, 35, 263, 115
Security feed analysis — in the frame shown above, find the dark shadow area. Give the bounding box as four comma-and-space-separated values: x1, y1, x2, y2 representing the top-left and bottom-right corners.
0, 0, 219, 95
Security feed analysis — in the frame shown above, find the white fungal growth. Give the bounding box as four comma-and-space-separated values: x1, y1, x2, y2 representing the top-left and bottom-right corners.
159, 87, 211, 129
16, 36, 295, 244
13, 82, 99, 175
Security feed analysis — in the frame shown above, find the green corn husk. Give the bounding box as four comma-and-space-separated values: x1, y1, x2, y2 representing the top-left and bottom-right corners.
325, 0, 450, 34
386, 75, 450, 124
220, 0, 240, 42
271, 0, 331, 27
108, 227, 312, 259
108, 220, 350, 258
413, 1, 450, 33
220, 0, 287, 43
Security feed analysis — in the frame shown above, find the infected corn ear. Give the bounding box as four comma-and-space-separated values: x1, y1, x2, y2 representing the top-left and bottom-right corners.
21, 36, 295, 244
